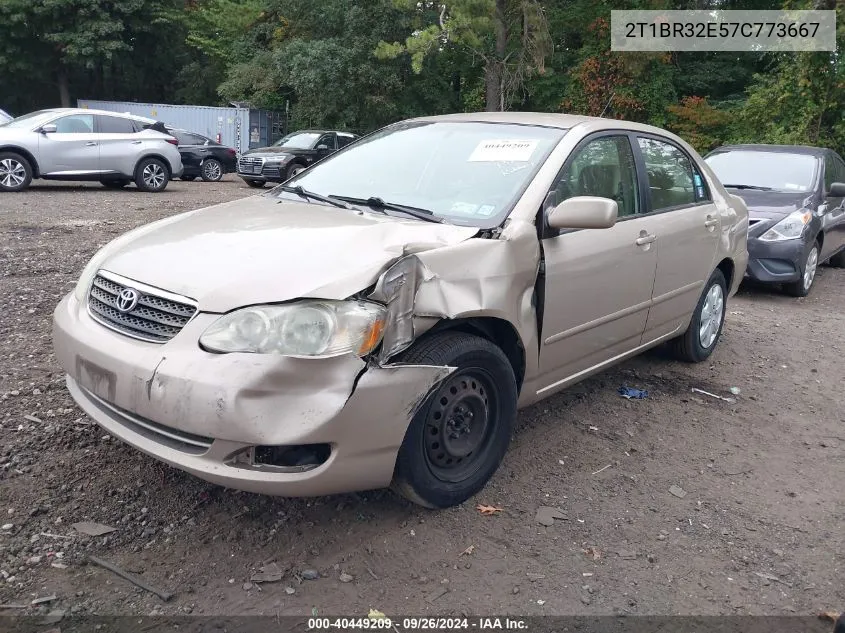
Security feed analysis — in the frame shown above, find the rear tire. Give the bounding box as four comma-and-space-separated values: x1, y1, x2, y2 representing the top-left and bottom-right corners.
0, 152, 33, 192
243, 178, 265, 188
391, 332, 517, 509
669, 268, 727, 363
784, 242, 819, 297
201, 159, 223, 182
101, 179, 130, 189
135, 158, 169, 193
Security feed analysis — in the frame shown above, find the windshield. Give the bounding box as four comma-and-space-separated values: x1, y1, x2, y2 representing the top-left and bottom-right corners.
273, 132, 321, 149
0, 110, 59, 130
280, 121, 567, 226
705, 150, 818, 192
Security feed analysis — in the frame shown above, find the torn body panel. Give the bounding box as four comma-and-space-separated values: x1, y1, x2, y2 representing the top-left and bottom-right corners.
53, 292, 454, 495
371, 218, 543, 408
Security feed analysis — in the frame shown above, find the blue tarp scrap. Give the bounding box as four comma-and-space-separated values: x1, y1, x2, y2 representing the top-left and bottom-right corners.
618, 386, 648, 400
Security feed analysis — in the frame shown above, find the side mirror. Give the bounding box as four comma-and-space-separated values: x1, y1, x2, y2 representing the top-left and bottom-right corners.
828, 182, 845, 197
316, 144, 329, 151
547, 196, 618, 230
40, 124, 57, 134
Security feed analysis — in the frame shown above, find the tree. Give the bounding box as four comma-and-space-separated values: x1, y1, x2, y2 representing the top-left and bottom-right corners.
376, 0, 553, 112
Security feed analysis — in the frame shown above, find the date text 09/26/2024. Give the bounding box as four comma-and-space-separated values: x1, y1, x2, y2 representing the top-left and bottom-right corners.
307, 618, 528, 631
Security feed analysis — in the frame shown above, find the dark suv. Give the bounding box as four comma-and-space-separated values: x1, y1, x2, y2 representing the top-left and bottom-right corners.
237, 129, 358, 188
705, 144, 845, 297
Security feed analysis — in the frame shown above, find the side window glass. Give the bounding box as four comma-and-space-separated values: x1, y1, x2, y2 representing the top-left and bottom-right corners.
189, 134, 208, 145
552, 135, 639, 217
637, 138, 697, 211
824, 156, 835, 190
337, 134, 355, 149
97, 116, 135, 134
54, 114, 94, 134
317, 134, 336, 150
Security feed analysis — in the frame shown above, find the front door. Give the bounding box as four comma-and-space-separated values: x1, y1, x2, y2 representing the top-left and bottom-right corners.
635, 136, 721, 342
37, 113, 99, 174
820, 152, 845, 259
537, 134, 657, 395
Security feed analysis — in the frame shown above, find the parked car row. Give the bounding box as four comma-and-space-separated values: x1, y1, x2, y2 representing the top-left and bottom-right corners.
0, 107, 241, 192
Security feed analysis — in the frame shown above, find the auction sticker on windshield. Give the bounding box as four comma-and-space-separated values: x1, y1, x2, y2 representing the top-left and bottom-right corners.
468, 139, 538, 162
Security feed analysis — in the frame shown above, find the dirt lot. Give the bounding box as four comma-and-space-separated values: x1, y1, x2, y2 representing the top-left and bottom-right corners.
0, 177, 843, 618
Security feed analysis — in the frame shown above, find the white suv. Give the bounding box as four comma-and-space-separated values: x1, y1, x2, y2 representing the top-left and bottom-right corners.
0, 108, 183, 193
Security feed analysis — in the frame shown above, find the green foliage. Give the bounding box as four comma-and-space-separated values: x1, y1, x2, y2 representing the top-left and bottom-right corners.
666, 96, 732, 153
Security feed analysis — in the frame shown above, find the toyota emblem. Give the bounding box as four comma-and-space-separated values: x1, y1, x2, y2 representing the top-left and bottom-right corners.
115, 287, 140, 313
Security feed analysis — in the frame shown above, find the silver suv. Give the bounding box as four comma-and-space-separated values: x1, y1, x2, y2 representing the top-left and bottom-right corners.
0, 108, 183, 193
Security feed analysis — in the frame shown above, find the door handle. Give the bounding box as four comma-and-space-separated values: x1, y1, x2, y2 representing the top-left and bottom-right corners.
131, 140, 142, 145
635, 233, 656, 246
85, 142, 97, 146
704, 216, 719, 229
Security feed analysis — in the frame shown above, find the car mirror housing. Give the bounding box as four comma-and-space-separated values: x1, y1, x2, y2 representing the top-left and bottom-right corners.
546, 196, 618, 230
40, 123, 57, 134
828, 182, 845, 197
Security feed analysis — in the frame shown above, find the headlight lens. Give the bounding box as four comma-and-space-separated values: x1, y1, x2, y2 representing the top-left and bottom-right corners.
199, 300, 387, 357
759, 210, 812, 241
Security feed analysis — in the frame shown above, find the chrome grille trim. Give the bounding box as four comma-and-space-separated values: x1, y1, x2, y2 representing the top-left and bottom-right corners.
80, 386, 212, 455
238, 156, 265, 175
86, 270, 198, 344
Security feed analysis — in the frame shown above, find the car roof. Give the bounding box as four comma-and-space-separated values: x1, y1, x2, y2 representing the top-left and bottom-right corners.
37, 107, 142, 120
400, 111, 692, 139
708, 143, 828, 157
289, 129, 358, 136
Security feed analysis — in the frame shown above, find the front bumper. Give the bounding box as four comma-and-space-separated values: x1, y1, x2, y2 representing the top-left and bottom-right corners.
52, 293, 451, 496
744, 236, 808, 283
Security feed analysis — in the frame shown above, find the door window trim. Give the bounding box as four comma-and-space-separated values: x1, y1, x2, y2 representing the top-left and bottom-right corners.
540, 130, 645, 239
633, 132, 712, 216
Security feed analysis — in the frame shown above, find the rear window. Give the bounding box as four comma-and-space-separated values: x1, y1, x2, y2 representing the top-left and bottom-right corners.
97, 116, 136, 134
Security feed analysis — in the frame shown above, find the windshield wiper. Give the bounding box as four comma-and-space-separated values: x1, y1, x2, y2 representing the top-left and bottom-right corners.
278, 185, 355, 210
722, 184, 774, 191
331, 195, 443, 223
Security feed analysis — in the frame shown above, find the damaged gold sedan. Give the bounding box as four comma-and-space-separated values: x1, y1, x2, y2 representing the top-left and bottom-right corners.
52, 113, 748, 508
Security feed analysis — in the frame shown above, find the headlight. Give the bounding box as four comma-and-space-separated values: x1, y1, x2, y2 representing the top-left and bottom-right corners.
759, 210, 812, 241
199, 300, 387, 357
263, 154, 289, 163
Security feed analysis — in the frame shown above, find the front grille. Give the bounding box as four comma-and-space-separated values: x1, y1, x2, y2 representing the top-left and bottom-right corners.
238, 156, 264, 175
80, 386, 213, 455
87, 273, 197, 343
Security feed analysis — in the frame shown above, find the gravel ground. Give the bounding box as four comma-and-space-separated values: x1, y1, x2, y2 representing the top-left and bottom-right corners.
0, 177, 843, 618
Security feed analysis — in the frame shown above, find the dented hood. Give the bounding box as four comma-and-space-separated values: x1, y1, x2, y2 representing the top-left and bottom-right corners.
100, 195, 478, 312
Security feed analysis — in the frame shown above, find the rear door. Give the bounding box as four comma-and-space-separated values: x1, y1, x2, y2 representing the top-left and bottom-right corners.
537, 133, 657, 394
95, 115, 141, 176
821, 151, 845, 258
37, 113, 98, 174
635, 136, 720, 343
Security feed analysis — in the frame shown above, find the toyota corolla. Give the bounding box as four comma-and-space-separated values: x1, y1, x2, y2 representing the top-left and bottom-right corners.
53, 113, 748, 508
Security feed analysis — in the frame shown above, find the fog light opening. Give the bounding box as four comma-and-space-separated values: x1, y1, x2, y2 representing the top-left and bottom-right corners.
253, 444, 331, 471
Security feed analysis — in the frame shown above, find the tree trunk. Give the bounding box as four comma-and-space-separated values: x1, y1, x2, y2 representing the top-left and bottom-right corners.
484, 0, 508, 112
58, 68, 70, 107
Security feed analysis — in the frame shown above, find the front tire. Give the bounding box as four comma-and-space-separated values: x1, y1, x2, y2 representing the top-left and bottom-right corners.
286, 162, 306, 180
829, 248, 845, 268
391, 332, 517, 509
0, 152, 33, 192
669, 268, 727, 363
784, 242, 819, 297
201, 159, 223, 182
135, 158, 169, 193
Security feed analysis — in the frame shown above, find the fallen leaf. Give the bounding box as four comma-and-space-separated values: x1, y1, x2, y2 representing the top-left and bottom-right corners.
819, 612, 841, 622
368, 609, 387, 620
476, 504, 503, 515
584, 546, 602, 560
460, 545, 475, 556
72, 522, 116, 537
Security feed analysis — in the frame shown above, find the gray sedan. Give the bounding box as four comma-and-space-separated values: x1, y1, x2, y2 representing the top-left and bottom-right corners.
0, 108, 183, 193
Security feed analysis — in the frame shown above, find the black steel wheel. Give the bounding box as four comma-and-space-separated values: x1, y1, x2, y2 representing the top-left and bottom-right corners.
392, 331, 517, 509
